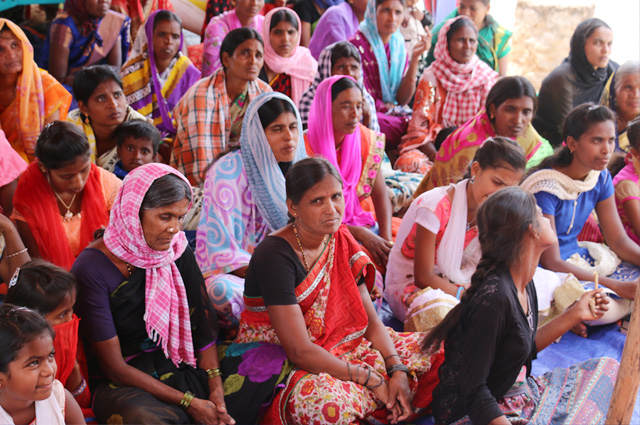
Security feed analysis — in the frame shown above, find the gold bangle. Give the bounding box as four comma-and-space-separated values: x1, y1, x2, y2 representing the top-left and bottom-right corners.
179, 391, 195, 409
206, 368, 222, 379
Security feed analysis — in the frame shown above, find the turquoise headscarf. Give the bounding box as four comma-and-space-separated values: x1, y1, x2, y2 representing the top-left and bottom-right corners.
240, 92, 307, 231
359, 0, 406, 104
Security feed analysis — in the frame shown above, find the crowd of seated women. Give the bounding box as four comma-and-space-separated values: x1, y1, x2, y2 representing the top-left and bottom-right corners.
0, 0, 638, 423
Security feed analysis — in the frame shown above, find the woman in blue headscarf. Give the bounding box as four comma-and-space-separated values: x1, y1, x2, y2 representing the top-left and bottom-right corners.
349, 0, 428, 151
195, 92, 307, 328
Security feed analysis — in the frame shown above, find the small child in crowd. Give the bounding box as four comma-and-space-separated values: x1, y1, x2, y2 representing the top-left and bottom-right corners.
5, 260, 91, 410
613, 116, 640, 244
0, 303, 84, 424
113, 121, 161, 179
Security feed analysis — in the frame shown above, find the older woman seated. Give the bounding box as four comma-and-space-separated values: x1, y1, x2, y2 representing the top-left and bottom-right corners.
196, 92, 306, 328
416, 76, 552, 196
202, 0, 265, 76
172, 27, 271, 186
396, 16, 497, 174
0, 19, 72, 162
68, 65, 148, 172
121, 10, 201, 141
71, 164, 234, 424
12, 121, 121, 271
600, 60, 640, 153
423, 0, 512, 76
41, 0, 130, 92
220, 157, 443, 424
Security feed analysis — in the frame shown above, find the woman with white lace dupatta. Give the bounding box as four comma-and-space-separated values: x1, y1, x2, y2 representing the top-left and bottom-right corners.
385, 137, 526, 331
522, 103, 640, 312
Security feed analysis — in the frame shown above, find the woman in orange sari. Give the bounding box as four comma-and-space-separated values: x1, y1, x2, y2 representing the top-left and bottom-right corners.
221, 157, 443, 424
0, 19, 72, 162
305, 75, 396, 269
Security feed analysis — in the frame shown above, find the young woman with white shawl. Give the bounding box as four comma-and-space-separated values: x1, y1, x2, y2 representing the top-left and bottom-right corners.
384, 137, 526, 331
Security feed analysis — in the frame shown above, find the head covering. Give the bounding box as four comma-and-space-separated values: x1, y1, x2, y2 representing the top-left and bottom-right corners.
0, 130, 27, 188
262, 7, 317, 105
103, 163, 196, 367
308, 75, 375, 227
299, 41, 379, 132
358, 0, 406, 104
124, 10, 200, 135
0, 19, 46, 158
63, 0, 103, 40
431, 16, 498, 127
240, 92, 307, 231
567, 18, 616, 106
313, 0, 344, 8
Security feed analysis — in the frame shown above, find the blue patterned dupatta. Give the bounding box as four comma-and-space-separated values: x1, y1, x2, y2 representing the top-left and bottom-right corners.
358, 0, 406, 104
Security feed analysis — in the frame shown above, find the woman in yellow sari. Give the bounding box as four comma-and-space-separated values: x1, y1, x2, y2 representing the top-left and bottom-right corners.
415, 76, 552, 196
0, 19, 72, 162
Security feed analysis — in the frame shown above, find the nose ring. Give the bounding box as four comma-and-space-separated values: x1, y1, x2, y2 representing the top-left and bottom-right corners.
168, 228, 175, 233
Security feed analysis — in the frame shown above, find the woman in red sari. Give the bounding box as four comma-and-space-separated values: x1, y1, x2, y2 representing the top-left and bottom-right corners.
221, 157, 443, 424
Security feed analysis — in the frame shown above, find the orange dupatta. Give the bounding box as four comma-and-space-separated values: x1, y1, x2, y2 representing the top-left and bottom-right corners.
0, 20, 71, 161
13, 162, 109, 270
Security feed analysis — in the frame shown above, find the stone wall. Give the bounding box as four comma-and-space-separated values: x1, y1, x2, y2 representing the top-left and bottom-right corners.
510, 0, 595, 91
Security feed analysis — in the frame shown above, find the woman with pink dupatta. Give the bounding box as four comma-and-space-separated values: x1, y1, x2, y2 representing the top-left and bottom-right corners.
258, 7, 317, 106
71, 163, 234, 425
202, 0, 266, 76
305, 75, 396, 271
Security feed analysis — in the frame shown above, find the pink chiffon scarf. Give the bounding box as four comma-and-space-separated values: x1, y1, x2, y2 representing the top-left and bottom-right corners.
103, 163, 196, 367
262, 7, 317, 105
307, 75, 375, 228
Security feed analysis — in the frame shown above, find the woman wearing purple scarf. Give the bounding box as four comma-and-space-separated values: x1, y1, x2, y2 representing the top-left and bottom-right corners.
121, 10, 201, 140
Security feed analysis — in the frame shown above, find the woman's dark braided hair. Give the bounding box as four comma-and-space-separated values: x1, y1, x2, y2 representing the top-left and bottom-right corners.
422, 187, 539, 353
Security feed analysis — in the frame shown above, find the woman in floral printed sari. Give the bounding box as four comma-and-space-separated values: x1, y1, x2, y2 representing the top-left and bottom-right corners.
220, 157, 443, 424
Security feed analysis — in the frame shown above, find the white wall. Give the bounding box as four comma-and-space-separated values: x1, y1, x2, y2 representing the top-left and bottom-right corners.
489, 0, 639, 65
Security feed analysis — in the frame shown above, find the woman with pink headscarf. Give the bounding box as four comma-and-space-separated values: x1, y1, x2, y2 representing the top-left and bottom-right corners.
305, 75, 396, 269
258, 7, 317, 105
71, 163, 234, 425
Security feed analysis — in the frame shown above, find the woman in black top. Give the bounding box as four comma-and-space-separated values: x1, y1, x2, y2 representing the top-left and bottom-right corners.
423, 187, 617, 425
533, 18, 616, 146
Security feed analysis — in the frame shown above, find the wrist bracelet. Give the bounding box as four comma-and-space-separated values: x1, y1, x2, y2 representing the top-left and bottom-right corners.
179, 391, 195, 409
71, 377, 87, 398
206, 368, 222, 379
456, 286, 464, 300
384, 354, 403, 363
387, 363, 410, 377
346, 362, 353, 382
6, 247, 28, 258
362, 366, 372, 387
366, 374, 386, 390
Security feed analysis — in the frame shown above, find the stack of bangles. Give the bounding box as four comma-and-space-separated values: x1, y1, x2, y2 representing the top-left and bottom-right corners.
179, 369, 221, 409
384, 354, 410, 377
180, 391, 195, 409
206, 368, 222, 379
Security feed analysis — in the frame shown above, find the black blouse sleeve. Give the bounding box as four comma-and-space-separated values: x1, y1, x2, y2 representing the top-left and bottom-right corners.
176, 246, 218, 350
459, 273, 509, 425
244, 236, 307, 306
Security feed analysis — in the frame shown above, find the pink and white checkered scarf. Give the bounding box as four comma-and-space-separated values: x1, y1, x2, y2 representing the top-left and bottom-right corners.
431, 16, 498, 127
103, 163, 196, 367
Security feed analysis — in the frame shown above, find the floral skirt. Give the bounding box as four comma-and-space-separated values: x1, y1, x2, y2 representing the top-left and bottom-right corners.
221, 330, 444, 425
451, 357, 618, 425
